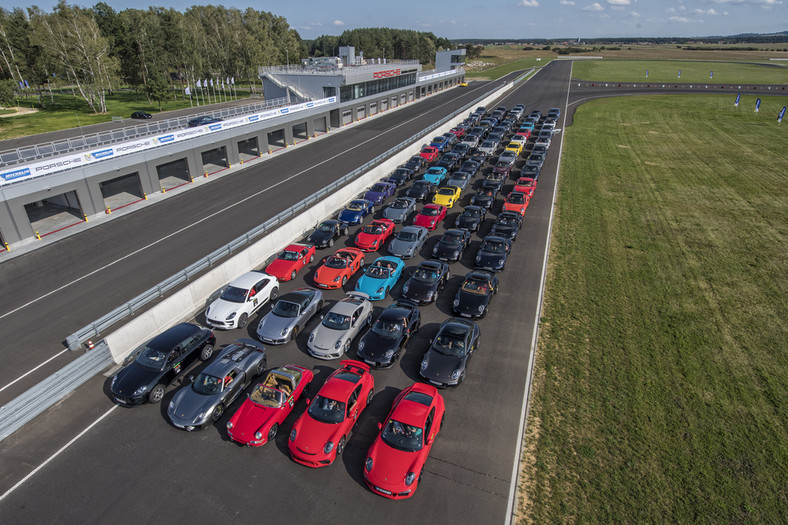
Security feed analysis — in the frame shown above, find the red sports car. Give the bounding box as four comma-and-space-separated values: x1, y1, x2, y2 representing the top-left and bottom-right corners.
448, 126, 466, 138
265, 243, 316, 281
513, 177, 537, 198
515, 128, 531, 140
226, 364, 314, 447
289, 360, 375, 468
313, 248, 365, 289
363, 383, 445, 499
412, 204, 447, 231
502, 191, 530, 216
355, 219, 396, 252
419, 146, 440, 162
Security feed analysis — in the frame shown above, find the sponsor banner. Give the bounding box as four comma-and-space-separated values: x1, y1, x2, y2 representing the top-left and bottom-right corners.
373, 68, 401, 79
0, 96, 338, 185
418, 70, 460, 83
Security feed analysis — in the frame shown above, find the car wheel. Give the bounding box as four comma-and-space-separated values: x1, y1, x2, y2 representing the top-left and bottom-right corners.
367, 390, 374, 405
440, 414, 445, 430
290, 326, 300, 341
459, 370, 466, 384
343, 340, 351, 354
270, 287, 279, 300
309, 254, 314, 263
256, 359, 267, 376
328, 238, 334, 247
412, 321, 421, 333
317, 300, 324, 312
366, 314, 373, 326
290, 270, 297, 281
337, 436, 346, 455
341, 275, 347, 286
369, 206, 375, 214
148, 384, 166, 404
237, 313, 248, 329
212, 404, 224, 422
200, 344, 214, 361
267, 423, 279, 443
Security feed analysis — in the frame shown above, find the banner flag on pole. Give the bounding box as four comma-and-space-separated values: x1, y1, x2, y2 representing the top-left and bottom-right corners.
231, 76, 235, 85
755, 98, 761, 113
646, 69, 649, 78
778, 106, 786, 123
735, 93, 741, 107
23, 79, 29, 88
710, 71, 713, 79
184, 86, 191, 95
678, 70, 681, 78
18, 81, 23, 88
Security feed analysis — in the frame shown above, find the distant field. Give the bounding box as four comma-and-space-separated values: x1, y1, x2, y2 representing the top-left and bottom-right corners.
519, 95, 787, 523
466, 57, 545, 80
572, 59, 788, 83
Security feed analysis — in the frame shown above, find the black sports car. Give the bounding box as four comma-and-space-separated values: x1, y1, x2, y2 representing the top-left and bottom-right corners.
432, 229, 471, 263
356, 302, 421, 368
470, 150, 489, 165
436, 152, 461, 171
459, 159, 481, 177
453, 270, 499, 319
454, 205, 485, 232
470, 187, 498, 211
110, 323, 216, 405
520, 165, 541, 180
490, 211, 523, 242
474, 235, 511, 272
406, 180, 433, 202
307, 219, 348, 248
131, 111, 152, 119
482, 174, 505, 193
402, 155, 426, 173
419, 317, 480, 387
401, 260, 450, 305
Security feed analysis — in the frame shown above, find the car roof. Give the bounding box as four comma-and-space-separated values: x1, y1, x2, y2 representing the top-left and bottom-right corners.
229, 271, 271, 289
202, 340, 262, 375
148, 323, 200, 350
330, 296, 367, 315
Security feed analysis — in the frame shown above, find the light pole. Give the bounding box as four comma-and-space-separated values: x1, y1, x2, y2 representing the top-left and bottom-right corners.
286, 49, 289, 71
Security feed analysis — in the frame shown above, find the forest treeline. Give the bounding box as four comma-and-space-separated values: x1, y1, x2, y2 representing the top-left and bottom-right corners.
0, 2, 458, 112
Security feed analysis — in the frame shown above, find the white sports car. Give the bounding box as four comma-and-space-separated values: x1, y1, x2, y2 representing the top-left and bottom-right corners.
205, 271, 279, 329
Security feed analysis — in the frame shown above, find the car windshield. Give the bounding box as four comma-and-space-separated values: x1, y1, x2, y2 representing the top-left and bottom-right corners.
220, 285, 247, 303
390, 199, 408, 209
497, 216, 517, 226
463, 209, 481, 218
442, 232, 463, 244
346, 203, 363, 211
317, 223, 333, 232
371, 318, 403, 339
370, 184, 386, 192
307, 395, 346, 424
279, 250, 299, 261
324, 256, 348, 269
413, 267, 438, 282
322, 312, 351, 330
135, 346, 169, 370
433, 332, 468, 357
396, 230, 417, 241
437, 188, 455, 196
381, 419, 423, 452
421, 207, 439, 217
426, 168, 442, 175
477, 190, 493, 197
481, 141, 495, 148
365, 265, 390, 278
462, 279, 490, 295
482, 240, 506, 253
508, 194, 525, 204
518, 180, 534, 187
272, 300, 300, 318
192, 373, 222, 395
250, 384, 284, 408
362, 224, 384, 234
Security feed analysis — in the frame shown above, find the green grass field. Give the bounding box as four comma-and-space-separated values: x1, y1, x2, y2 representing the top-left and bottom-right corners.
520, 95, 787, 523
466, 57, 546, 80
572, 59, 788, 84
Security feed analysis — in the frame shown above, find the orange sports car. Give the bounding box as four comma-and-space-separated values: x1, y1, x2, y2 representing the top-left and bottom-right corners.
313, 248, 365, 289
513, 177, 537, 198
502, 191, 530, 216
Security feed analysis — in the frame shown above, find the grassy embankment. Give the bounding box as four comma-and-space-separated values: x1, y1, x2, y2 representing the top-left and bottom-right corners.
519, 94, 787, 523
572, 59, 788, 83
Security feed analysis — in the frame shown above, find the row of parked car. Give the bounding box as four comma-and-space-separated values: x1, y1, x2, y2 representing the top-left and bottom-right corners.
109, 100, 557, 499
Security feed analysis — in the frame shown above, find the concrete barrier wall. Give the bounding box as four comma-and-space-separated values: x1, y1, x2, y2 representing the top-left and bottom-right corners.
105, 82, 514, 362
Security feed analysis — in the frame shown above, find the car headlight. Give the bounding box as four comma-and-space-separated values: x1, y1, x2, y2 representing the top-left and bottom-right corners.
132, 385, 148, 396
333, 276, 340, 282
384, 349, 395, 358
335, 339, 343, 350
168, 401, 174, 410
405, 472, 416, 486
476, 255, 482, 262
430, 220, 436, 226
432, 246, 438, 255
453, 250, 460, 257
111, 376, 117, 388
406, 247, 414, 255
309, 333, 315, 343
478, 305, 485, 313
372, 240, 378, 246
358, 341, 365, 351
281, 328, 289, 336
426, 290, 434, 299
226, 312, 236, 320
420, 357, 429, 371
453, 298, 460, 307
403, 283, 410, 293
365, 457, 374, 472
496, 260, 505, 268
377, 286, 385, 294
451, 369, 462, 380
226, 421, 233, 430
324, 441, 335, 454
254, 431, 263, 440
290, 429, 297, 442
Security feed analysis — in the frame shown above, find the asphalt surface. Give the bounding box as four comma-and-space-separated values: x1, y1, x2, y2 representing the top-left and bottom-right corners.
0, 63, 569, 523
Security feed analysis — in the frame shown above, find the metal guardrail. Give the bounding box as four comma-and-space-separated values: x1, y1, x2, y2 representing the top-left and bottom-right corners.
63, 74, 530, 352
0, 96, 290, 168
0, 341, 113, 441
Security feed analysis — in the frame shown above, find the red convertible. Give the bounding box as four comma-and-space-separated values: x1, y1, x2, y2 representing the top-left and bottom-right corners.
363, 383, 445, 499
312, 248, 365, 289
513, 177, 537, 198
413, 204, 447, 231
265, 243, 316, 281
355, 219, 395, 252
226, 364, 314, 447
289, 360, 375, 468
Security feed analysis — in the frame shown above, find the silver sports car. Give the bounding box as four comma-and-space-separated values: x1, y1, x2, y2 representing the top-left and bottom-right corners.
167, 339, 267, 431
387, 225, 429, 259
255, 288, 324, 345
307, 292, 373, 360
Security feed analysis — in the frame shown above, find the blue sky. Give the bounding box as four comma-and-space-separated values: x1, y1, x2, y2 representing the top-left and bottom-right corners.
8, 0, 787, 40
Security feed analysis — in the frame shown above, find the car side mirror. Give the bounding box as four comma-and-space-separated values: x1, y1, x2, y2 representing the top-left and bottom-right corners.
377, 422, 383, 431
188, 375, 195, 383
305, 398, 311, 406
425, 436, 433, 445
320, 314, 324, 320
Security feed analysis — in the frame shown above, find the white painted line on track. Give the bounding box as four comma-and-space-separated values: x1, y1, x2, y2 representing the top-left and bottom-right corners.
0, 348, 69, 394
505, 61, 573, 525
0, 405, 117, 504
0, 87, 483, 323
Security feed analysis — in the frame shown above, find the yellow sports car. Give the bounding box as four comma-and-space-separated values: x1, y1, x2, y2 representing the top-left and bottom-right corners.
459, 81, 469, 87
504, 139, 526, 156
432, 185, 462, 209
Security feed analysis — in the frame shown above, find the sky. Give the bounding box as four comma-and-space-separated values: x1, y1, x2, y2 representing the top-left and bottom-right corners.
8, 0, 787, 40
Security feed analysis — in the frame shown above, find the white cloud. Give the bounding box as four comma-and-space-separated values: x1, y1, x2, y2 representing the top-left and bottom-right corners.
607, 0, 631, 5
582, 2, 605, 10
333, 20, 344, 26
669, 15, 702, 23
707, 0, 782, 7
518, 0, 540, 6
560, 0, 576, 4
629, 10, 641, 17
691, 8, 723, 14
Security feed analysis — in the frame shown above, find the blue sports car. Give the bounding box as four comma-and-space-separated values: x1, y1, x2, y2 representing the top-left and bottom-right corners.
338, 199, 375, 225
423, 167, 448, 186
364, 181, 397, 205
354, 256, 405, 300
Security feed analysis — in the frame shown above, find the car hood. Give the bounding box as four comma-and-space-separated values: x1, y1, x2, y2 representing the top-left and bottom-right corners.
455, 291, 489, 313
364, 192, 385, 203
293, 413, 344, 453
338, 210, 362, 222
228, 398, 279, 441
382, 208, 408, 221
405, 188, 427, 199
357, 332, 400, 361
309, 324, 346, 350
404, 279, 438, 301
206, 298, 240, 321
476, 251, 506, 268
491, 224, 517, 238
366, 440, 421, 488
388, 239, 417, 257
257, 313, 296, 338
169, 386, 218, 425
422, 349, 465, 381
456, 216, 480, 229
356, 274, 386, 292
308, 230, 332, 244
266, 259, 296, 278
434, 243, 462, 259
112, 362, 161, 396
